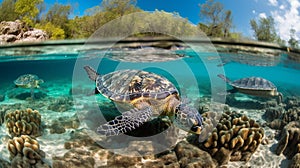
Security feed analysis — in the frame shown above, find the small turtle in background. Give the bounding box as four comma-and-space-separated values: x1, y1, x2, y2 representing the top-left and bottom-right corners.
84, 65, 203, 136
218, 74, 283, 104
14, 74, 44, 99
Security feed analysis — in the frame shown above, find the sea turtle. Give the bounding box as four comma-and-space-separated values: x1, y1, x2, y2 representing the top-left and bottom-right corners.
14, 74, 44, 99
84, 66, 203, 136
218, 74, 283, 104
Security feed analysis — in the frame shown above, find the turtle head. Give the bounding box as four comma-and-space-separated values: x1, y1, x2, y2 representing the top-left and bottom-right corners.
174, 104, 203, 135
34, 79, 44, 88
271, 90, 283, 104
277, 92, 283, 104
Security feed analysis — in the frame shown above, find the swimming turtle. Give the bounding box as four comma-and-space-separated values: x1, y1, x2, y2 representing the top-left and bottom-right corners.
84, 66, 203, 136
218, 74, 283, 104
14, 74, 44, 99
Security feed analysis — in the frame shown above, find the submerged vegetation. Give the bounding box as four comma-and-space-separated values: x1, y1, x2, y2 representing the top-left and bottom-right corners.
0, 0, 298, 48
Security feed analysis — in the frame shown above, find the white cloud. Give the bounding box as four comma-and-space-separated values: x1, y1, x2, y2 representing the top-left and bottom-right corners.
269, 0, 278, 6
252, 10, 256, 14
259, 13, 267, 18
279, 5, 285, 9
271, 0, 300, 41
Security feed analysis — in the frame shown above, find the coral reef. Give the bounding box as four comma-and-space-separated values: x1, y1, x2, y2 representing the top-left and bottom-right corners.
174, 141, 216, 168
5, 108, 42, 137
262, 97, 300, 130
7, 135, 49, 168
264, 106, 300, 130
276, 121, 300, 159
284, 96, 300, 109
0, 158, 10, 168
48, 114, 80, 134
47, 96, 74, 112
52, 129, 108, 168
290, 153, 300, 168
192, 111, 264, 165
52, 128, 215, 168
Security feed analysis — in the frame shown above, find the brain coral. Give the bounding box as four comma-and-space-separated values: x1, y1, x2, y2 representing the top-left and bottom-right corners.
5, 108, 42, 137
7, 135, 49, 167
197, 111, 264, 165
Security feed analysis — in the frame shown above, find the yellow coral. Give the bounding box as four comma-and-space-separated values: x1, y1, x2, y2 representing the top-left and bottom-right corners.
7, 135, 42, 159
5, 108, 41, 137
199, 111, 264, 164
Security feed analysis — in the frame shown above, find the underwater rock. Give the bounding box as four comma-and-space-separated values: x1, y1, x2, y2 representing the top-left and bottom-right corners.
0, 104, 24, 126
141, 151, 180, 167
175, 141, 216, 168
0, 107, 7, 126
276, 121, 300, 159
282, 107, 300, 124
263, 97, 300, 130
48, 114, 80, 134
263, 106, 284, 122
7, 135, 49, 167
107, 154, 142, 167
53, 129, 102, 168
226, 95, 278, 110
52, 148, 95, 168
5, 108, 42, 137
0, 158, 10, 168
284, 96, 300, 109
47, 96, 74, 112
267, 119, 285, 130
289, 153, 300, 168
7, 88, 47, 100
191, 111, 264, 165
64, 129, 96, 149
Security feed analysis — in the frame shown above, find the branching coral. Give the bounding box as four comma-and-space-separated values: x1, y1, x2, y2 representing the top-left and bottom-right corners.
5, 108, 42, 137
47, 96, 73, 112
198, 111, 264, 165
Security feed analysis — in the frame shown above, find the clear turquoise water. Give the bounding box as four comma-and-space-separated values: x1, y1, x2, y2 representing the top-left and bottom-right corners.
0, 47, 299, 100
1, 42, 300, 167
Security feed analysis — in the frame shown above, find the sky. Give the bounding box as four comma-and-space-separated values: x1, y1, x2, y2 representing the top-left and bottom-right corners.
2, 0, 300, 41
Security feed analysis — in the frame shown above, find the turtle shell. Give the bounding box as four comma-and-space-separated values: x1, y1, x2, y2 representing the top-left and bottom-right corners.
14, 74, 40, 88
231, 77, 276, 91
96, 69, 178, 102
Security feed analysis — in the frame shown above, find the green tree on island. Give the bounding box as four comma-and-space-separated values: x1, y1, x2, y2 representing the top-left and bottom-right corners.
14, 0, 43, 27
36, 3, 72, 39
0, 0, 18, 22
288, 28, 299, 48
198, 0, 233, 38
250, 16, 278, 42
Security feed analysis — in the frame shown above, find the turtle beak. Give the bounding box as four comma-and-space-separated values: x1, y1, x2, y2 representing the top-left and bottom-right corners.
190, 125, 202, 134
174, 104, 204, 135
189, 116, 203, 134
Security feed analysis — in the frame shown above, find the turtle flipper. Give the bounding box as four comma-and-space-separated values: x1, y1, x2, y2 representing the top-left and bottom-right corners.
97, 107, 152, 136
84, 66, 99, 81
